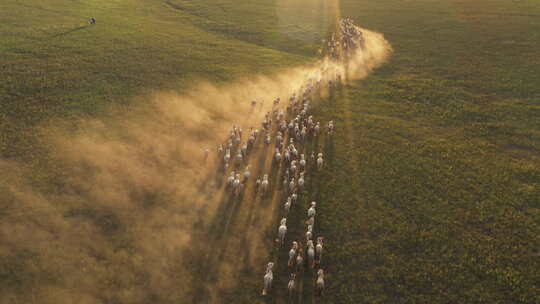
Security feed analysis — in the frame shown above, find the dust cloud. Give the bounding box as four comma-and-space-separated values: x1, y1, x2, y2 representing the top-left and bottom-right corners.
0, 27, 391, 304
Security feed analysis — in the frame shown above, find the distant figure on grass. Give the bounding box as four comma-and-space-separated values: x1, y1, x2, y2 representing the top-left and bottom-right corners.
89, 17, 96, 25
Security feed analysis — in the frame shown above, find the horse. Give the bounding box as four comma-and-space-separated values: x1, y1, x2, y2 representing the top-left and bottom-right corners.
284, 198, 292, 216
236, 152, 243, 166
299, 154, 306, 170
243, 166, 251, 183
290, 162, 297, 176
327, 120, 335, 135
278, 218, 287, 246
241, 144, 248, 158
224, 152, 231, 165
316, 269, 325, 296
306, 225, 313, 242
233, 175, 241, 195
288, 178, 296, 194
287, 273, 297, 299
276, 133, 283, 147
284, 150, 291, 163
227, 171, 235, 188
315, 237, 324, 265
317, 154, 324, 170
298, 173, 305, 190
301, 127, 307, 142
306, 216, 315, 229
248, 135, 255, 150
308, 201, 316, 218
262, 262, 274, 296
292, 147, 299, 159
261, 174, 269, 195
217, 144, 223, 155
288, 241, 298, 267
307, 240, 316, 269
275, 149, 282, 163
295, 253, 304, 274
255, 178, 261, 193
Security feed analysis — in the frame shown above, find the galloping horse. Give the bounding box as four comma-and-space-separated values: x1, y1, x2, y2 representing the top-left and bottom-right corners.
287, 273, 297, 299
284, 197, 292, 216
306, 240, 315, 269
315, 237, 324, 265
261, 174, 269, 195
278, 218, 287, 246
317, 153, 324, 170
261, 262, 274, 296
316, 269, 325, 296
308, 201, 316, 218
288, 241, 298, 267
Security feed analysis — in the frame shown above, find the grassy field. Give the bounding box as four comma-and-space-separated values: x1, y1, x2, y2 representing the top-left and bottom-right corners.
1, 0, 539, 303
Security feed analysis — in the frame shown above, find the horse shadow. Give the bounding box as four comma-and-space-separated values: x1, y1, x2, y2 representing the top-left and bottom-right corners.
50, 25, 89, 38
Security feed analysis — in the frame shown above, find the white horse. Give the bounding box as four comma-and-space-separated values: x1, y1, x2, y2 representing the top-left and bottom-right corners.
301, 127, 307, 141
275, 149, 282, 163
278, 218, 287, 246
261, 174, 269, 195
314, 122, 320, 136
295, 253, 304, 274
292, 148, 299, 159
328, 120, 334, 135
243, 166, 250, 183
262, 262, 274, 296
306, 215, 315, 229
227, 172, 235, 188
248, 135, 255, 149
290, 162, 297, 175
308, 201, 316, 218
316, 269, 325, 296
288, 241, 298, 267
317, 154, 324, 170
299, 154, 306, 170
217, 144, 223, 155
315, 237, 324, 265
276, 133, 283, 146
233, 174, 241, 195
289, 177, 296, 192
298, 173, 305, 190
306, 224, 313, 242
284, 197, 292, 216
287, 273, 296, 299
255, 178, 261, 192
307, 240, 315, 269
236, 152, 243, 165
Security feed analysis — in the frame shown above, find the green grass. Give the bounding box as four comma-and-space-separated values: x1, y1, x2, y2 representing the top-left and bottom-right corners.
1, 0, 539, 303
309, 0, 540, 303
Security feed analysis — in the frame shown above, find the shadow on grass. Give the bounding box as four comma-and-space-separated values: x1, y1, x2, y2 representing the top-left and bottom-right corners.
50, 25, 90, 38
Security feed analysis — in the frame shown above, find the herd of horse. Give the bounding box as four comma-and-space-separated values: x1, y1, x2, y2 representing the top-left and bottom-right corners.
204, 18, 365, 300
